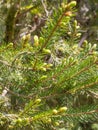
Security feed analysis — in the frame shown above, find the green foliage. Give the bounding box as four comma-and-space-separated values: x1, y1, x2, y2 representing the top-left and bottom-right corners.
0, 1, 98, 130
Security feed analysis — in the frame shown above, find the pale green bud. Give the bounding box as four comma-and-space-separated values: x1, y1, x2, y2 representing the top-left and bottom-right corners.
42, 48, 51, 54
39, 37, 44, 44
8, 42, 13, 46
34, 35, 39, 46
68, 1, 77, 8
17, 118, 22, 123
74, 20, 77, 27
40, 75, 47, 80
58, 107, 67, 113
47, 118, 51, 123
35, 99, 41, 103
76, 33, 81, 37
52, 109, 58, 114
40, 67, 46, 71
88, 43, 92, 49
76, 25, 80, 29
92, 44, 97, 49
54, 122, 59, 126
34, 35, 39, 43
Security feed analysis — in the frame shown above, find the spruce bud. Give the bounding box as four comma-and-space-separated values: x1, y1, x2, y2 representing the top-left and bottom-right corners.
68, 1, 77, 8
58, 107, 67, 113
35, 98, 41, 103
42, 48, 51, 54
52, 109, 58, 114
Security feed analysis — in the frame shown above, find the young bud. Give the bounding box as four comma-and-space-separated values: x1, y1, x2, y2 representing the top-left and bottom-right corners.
39, 37, 44, 44
34, 35, 39, 46
8, 42, 13, 47
92, 51, 98, 56
76, 26, 80, 29
42, 48, 51, 54
61, 2, 65, 8
52, 109, 58, 114
68, 1, 77, 8
26, 34, 31, 40
74, 20, 77, 27
40, 67, 46, 71
83, 40, 88, 47
88, 43, 92, 49
47, 118, 52, 123
92, 44, 97, 49
35, 98, 41, 103
65, 16, 71, 22
54, 121, 60, 126
22, 34, 30, 41
40, 75, 47, 80
76, 33, 81, 37
58, 107, 67, 113
22, 35, 26, 41
34, 35, 39, 43
8, 125, 14, 130
72, 45, 78, 49
17, 118, 22, 123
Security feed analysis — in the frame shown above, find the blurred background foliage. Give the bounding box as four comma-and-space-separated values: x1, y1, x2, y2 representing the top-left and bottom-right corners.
0, 0, 98, 130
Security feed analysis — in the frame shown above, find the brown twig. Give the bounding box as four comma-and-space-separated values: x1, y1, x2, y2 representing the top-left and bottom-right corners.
41, 0, 49, 17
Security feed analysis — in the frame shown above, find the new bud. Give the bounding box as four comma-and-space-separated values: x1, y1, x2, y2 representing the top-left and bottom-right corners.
35, 98, 41, 103
52, 109, 58, 114
68, 1, 77, 8
58, 107, 68, 113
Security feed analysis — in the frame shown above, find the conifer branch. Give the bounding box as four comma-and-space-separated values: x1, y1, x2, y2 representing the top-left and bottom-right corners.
66, 109, 98, 117
40, 8, 68, 50
58, 60, 97, 87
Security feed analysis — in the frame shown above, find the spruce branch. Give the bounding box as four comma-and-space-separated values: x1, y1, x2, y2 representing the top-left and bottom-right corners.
40, 7, 70, 50
41, 62, 76, 87
66, 109, 98, 117
40, 79, 98, 99
57, 59, 98, 87
71, 81, 98, 92
11, 51, 33, 66
0, 58, 35, 71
